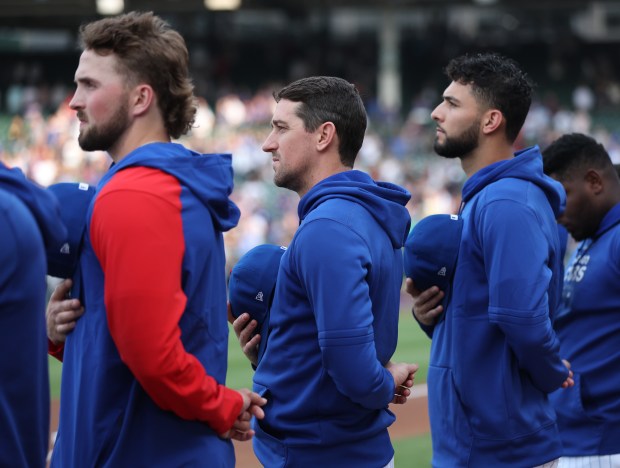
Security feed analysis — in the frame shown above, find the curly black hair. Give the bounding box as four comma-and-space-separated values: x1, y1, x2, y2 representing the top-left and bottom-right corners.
445, 52, 534, 143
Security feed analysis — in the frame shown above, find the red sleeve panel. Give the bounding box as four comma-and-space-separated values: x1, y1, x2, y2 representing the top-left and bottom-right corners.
48, 340, 64, 361
90, 167, 242, 435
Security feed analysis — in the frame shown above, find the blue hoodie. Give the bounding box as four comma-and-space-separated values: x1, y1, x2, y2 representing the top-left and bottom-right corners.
0, 163, 66, 468
252, 170, 411, 468
51, 143, 242, 467
426, 147, 569, 467
549, 202, 620, 456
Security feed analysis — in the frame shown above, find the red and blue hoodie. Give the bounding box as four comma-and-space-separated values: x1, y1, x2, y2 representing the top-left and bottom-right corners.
50, 143, 243, 467
252, 170, 411, 467
424, 146, 570, 467
0, 163, 66, 468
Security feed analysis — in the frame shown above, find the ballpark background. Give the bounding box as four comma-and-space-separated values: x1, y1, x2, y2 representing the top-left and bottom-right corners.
1, 0, 618, 466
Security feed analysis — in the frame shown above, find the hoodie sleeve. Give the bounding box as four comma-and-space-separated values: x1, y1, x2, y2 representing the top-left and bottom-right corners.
480, 199, 568, 393
294, 218, 394, 409
90, 167, 242, 435
0, 163, 67, 250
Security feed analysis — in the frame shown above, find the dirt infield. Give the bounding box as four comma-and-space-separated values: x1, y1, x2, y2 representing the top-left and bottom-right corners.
49, 387, 429, 467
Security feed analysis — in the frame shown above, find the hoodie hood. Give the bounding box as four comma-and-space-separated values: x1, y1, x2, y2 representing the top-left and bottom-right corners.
0, 163, 67, 248
462, 146, 566, 218
298, 170, 411, 248
99, 143, 240, 232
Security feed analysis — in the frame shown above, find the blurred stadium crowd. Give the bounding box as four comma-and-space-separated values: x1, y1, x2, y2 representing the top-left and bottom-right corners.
2, 68, 620, 269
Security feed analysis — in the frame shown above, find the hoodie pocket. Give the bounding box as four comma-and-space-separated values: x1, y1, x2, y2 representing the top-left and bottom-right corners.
252, 381, 284, 438
552, 373, 604, 423
428, 365, 473, 464
251, 381, 288, 467
252, 381, 271, 402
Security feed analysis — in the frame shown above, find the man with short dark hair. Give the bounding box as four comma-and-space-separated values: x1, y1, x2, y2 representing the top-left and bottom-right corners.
543, 133, 620, 467
233, 76, 418, 467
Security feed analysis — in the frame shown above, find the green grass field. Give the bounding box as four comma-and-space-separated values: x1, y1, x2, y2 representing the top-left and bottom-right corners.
49, 311, 433, 465
394, 434, 433, 466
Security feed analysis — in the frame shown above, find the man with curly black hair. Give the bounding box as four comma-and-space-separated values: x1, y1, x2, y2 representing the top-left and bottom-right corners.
408, 53, 574, 467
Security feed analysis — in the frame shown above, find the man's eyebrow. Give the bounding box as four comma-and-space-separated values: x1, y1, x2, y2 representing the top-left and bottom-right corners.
75, 75, 98, 85
443, 95, 460, 105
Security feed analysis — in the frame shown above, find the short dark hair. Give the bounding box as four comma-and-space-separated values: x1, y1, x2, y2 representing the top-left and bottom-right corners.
542, 133, 614, 180
274, 76, 367, 167
444, 52, 533, 143
79, 11, 196, 139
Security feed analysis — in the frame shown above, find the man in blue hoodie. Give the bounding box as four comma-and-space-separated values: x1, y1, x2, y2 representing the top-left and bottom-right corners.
543, 133, 620, 467
232, 76, 419, 468
0, 163, 66, 467
407, 53, 574, 467
47, 11, 266, 467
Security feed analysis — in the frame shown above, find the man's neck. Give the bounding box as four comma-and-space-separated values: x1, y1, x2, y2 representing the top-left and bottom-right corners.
461, 143, 515, 178
296, 159, 350, 198
108, 129, 170, 164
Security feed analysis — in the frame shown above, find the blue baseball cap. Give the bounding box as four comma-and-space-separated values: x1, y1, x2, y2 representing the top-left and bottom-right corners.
46, 182, 96, 279
403, 214, 463, 293
229, 244, 287, 361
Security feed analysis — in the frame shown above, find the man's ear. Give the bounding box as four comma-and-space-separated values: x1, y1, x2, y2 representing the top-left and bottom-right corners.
316, 121, 337, 152
130, 84, 155, 117
481, 109, 503, 135
584, 169, 604, 195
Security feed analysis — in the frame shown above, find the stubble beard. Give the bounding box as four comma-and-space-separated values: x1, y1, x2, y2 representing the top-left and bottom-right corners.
273, 162, 304, 194
274, 170, 300, 193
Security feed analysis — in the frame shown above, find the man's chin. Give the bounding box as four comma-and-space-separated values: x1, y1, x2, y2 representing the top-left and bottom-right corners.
78, 141, 100, 153
433, 148, 460, 160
